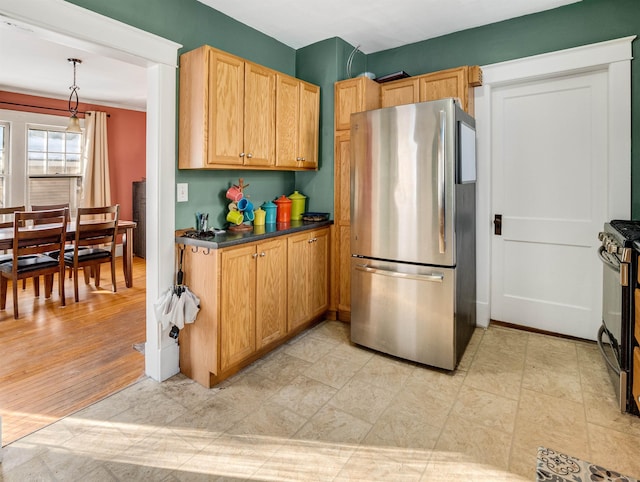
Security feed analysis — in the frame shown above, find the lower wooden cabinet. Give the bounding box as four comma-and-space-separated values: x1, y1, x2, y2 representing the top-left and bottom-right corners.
287, 229, 329, 331
178, 226, 329, 388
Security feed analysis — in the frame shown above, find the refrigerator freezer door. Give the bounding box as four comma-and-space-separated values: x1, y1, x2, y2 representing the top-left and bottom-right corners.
351, 99, 457, 266
351, 258, 456, 369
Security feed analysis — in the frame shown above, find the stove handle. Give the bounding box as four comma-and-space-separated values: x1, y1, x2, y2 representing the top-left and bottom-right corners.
598, 246, 619, 272
597, 324, 621, 375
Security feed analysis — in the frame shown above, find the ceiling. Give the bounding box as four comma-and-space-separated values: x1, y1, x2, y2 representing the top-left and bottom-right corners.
196, 0, 581, 53
0, 17, 147, 111
0, 0, 580, 111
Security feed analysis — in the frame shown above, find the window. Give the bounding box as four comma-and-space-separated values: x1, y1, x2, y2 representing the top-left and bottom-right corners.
27, 126, 82, 211
0, 121, 7, 207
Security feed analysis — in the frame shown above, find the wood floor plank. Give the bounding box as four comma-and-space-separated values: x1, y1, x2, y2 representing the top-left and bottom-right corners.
0, 257, 146, 446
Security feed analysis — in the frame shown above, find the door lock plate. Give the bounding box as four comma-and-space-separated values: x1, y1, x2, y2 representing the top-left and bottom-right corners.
494, 214, 502, 236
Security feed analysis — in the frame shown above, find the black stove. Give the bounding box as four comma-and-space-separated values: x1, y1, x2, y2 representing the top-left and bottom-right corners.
609, 220, 640, 244
598, 220, 640, 416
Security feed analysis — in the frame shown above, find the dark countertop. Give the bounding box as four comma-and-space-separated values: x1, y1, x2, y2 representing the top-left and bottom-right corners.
175, 219, 333, 249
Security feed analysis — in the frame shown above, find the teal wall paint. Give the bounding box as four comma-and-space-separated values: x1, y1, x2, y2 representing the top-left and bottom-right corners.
65, 0, 640, 221
66, 0, 295, 71
294, 38, 347, 216
367, 0, 640, 217
66, 0, 297, 229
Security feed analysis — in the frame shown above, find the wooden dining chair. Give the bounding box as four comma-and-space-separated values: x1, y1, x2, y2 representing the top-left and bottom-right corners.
64, 205, 119, 302
0, 208, 68, 319
30, 203, 71, 223
27, 203, 73, 288
0, 205, 26, 229
0, 206, 26, 262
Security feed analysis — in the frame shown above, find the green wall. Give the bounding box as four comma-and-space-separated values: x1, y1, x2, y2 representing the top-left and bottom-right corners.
293, 37, 360, 215
67, 0, 299, 229
67, 0, 640, 222
367, 0, 640, 217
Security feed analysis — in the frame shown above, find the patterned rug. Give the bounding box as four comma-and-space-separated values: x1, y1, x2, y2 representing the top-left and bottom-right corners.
536, 447, 638, 482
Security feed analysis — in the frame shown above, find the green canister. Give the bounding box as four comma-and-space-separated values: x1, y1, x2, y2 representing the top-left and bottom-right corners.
288, 190, 307, 221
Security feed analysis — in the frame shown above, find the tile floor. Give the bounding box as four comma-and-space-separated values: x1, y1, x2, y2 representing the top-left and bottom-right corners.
2, 321, 640, 481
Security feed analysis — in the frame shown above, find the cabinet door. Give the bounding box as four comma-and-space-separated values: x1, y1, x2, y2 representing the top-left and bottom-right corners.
418, 67, 468, 113
309, 229, 329, 317
178, 46, 208, 169
209, 50, 245, 166
287, 232, 310, 330
244, 62, 276, 167
381, 79, 419, 108
334, 77, 381, 131
338, 225, 351, 314
256, 238, 287, 348
275, 75, 300, 168
298, 81, 320, 169
335, 132, 351, 225
220, 245, 256, 371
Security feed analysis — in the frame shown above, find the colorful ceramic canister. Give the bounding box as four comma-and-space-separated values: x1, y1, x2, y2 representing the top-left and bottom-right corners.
274, 195, 292, 223
253, 207, 266, 226
288, 190, 307, 221
262, 201, 277, 224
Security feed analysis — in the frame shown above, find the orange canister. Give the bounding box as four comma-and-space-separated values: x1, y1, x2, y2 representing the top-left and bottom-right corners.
274, 195, 292, 223
288, 190, 307, 221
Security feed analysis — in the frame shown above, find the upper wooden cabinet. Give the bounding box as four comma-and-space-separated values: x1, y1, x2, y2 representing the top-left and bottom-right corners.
380, 78, 419, 108
179, 45, 319, 171
334, 77, 381, 132
276, 75, 320, 170
380, 65, 482, 114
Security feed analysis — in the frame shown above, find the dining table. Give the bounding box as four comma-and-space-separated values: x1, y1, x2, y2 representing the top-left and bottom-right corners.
0, 220, 137, 288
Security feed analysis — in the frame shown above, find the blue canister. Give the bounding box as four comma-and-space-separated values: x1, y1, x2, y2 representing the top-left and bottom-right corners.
262, 201, 277, 224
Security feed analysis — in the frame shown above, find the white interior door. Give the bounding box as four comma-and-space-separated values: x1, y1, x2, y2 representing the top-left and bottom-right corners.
490, 70, 607, 340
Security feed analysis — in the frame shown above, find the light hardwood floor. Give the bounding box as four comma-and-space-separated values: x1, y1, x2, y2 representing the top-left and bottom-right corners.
0, 256, 146, 446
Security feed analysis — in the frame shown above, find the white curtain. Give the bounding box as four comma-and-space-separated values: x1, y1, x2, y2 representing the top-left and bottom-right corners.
81, 111, 111, 208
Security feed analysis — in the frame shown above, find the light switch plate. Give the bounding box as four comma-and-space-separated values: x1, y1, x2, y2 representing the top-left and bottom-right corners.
177, 183, 188, 202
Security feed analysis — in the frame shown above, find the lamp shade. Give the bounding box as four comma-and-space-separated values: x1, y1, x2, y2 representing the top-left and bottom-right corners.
66, 114, 82, 133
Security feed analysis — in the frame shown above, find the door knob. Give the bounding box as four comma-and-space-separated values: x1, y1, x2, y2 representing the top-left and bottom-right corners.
494, 214, 502, 236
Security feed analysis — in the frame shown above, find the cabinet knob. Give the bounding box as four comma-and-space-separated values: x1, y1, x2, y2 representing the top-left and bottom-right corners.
247, 153, 253, 159
308, 239, 313, 244
239, 152, 245, 157
301, 157, 306, 161
252, 253, 258, 259
296, 157, 302, 161
260, 252, 266, 257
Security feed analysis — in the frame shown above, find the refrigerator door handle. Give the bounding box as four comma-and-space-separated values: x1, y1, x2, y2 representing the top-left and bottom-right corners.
355, 263, 444, 283
438, 110, 446, 254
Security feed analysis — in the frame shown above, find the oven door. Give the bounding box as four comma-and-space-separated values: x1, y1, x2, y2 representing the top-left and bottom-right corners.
597, 245, 627, 411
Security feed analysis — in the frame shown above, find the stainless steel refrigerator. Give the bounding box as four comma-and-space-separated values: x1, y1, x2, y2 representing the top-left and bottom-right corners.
350, 98, 476, 370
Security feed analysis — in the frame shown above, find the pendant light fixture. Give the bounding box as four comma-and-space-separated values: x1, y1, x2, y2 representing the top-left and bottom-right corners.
66, 58, 82, 133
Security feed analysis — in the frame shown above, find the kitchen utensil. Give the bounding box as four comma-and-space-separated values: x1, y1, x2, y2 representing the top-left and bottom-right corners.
238, 198, 253, 212
226, 185, 243, 202
226, 210, 243, 225
302, 212, 329, 222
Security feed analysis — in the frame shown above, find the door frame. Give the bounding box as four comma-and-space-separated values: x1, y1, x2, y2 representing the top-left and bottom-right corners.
474, 36, 635, 328
0, 0, 183, 381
